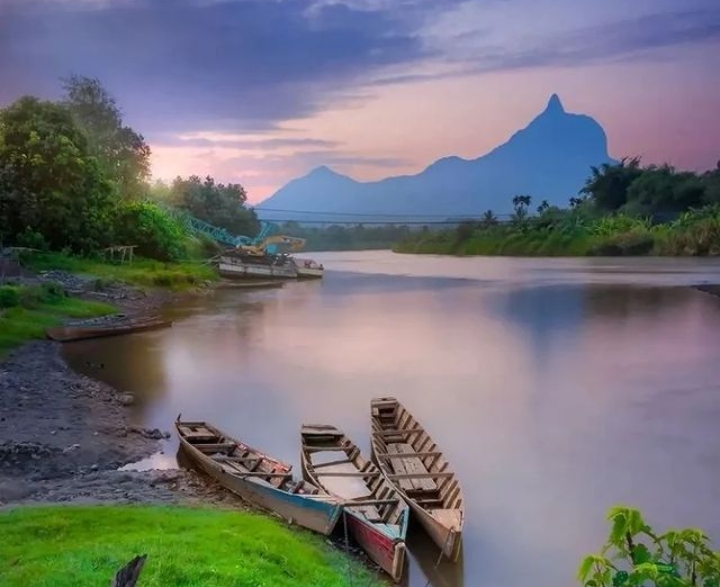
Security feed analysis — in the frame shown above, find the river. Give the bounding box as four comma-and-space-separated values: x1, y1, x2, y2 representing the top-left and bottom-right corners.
63, 251, 720, 587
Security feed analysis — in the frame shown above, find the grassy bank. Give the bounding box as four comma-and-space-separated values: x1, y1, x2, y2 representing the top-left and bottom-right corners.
0, 505, 382, 587
395, 206, 720, 257
0, 283, 115, 356
22, 251, 219, 290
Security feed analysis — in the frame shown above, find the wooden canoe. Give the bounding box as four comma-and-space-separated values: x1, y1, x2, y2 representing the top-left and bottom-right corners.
46, 315, 172, 342
300, 424, 409, 583
369, 397, 464, 562
176, 419, 343, 536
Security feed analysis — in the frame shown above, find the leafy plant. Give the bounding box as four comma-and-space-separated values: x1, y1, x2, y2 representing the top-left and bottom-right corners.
578, 506, 720, 587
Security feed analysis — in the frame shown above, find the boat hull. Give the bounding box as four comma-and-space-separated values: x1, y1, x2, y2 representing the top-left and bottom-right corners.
296, 267, 324, 279
408, 503, 462, 561
293, 258, 324, 279
178, 437, 342, 536
345, 510, 407, 582
219, 256, 297, 279
46, 318, 171, 342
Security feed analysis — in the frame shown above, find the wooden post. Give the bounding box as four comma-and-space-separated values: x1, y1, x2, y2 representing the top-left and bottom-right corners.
110, 555, 147, 587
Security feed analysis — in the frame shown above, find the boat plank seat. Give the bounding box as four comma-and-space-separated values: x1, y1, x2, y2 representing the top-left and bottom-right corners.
195, 442, 237, 453
353, 505, 382, 522
177, 425, 218, 442
429, 509, 462, 530
387, 443, 437, 492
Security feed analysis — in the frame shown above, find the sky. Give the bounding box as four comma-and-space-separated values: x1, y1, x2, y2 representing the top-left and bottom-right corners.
1, 0, 719, 204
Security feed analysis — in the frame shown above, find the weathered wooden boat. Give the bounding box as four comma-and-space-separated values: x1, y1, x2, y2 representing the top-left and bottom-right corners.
370, 397, 464, 562
46, 315, 172, 342
176, 419, 342, 536
300, 424, 409, 582
218, 250, 298, 280
292, 257, 324, 279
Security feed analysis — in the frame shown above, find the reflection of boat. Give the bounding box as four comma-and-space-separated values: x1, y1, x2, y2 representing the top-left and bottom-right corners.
46, 315, 172, 342
176, 419, 343, 536
293, 257, 324, 279
217, 250, 298, 280
370, 397, 464, 562
300, 424, 409, 582
406, 520, 464, 587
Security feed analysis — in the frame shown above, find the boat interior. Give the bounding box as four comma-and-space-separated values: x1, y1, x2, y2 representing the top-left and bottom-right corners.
178, 421, 321, 495
302, 425, 406, 527
371, 399, 463, 530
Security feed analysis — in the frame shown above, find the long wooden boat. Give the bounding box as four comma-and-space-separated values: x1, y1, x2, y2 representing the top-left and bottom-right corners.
46, 315, 172, 342
300, 424, 409, 582
176, 419, 343, 536
369, 397, 464, 562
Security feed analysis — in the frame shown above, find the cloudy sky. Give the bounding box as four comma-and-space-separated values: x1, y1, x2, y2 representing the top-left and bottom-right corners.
1, 0, 719, 203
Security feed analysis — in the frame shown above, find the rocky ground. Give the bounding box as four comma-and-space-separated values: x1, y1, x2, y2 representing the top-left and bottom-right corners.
0, 272, 243, 509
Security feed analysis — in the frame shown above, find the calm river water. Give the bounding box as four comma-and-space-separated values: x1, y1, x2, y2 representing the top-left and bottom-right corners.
64, 251, 720, 587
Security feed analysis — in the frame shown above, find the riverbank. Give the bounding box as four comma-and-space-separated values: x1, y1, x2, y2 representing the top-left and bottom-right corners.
394, 206, 720, 257
0, 256, 230, 504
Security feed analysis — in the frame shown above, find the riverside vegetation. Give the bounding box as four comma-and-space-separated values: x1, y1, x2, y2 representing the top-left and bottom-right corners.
395, 157, 720, 256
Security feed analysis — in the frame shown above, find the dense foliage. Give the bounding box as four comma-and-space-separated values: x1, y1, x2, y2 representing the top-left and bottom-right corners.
0, 97, 115, 253
62, 75, 151, 201
0, 78, 257, 262
397, 159, 720, 256
112, 200, 187, 261
579, 506, 720, 587
154, 175, 259, 237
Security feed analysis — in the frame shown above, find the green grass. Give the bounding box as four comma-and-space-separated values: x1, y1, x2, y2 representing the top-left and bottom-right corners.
0, 505, 383, 587
22, 251, 219, 290
0, 284, 116, 356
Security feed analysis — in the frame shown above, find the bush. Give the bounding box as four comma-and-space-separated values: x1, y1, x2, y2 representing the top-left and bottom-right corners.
0, 286, 20, 308
15, 228, 48, 251
112, 201, 187, 261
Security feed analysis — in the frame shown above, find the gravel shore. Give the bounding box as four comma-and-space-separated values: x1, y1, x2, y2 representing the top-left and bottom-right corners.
0, 272, 238, 508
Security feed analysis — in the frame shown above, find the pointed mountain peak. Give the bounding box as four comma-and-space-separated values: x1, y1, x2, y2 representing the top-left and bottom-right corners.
307, 165, 340, 177
545, 93, 565, 114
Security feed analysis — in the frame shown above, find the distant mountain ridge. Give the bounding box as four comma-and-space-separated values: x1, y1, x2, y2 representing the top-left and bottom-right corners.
256, 94, 616, 221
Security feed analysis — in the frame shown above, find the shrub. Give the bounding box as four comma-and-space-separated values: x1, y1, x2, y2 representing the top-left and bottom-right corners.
112, 201, 187, 261
0, 286, 20, 308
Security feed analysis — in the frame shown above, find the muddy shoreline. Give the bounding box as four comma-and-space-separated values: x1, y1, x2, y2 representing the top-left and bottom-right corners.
0, 271, 240, 508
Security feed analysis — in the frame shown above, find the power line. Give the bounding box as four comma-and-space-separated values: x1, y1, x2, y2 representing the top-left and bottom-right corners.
254, 207, 513, 220
255, 218, 512, 225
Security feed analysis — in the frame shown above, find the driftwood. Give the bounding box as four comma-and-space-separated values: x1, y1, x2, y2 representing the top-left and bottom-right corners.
110, 555, 147, 587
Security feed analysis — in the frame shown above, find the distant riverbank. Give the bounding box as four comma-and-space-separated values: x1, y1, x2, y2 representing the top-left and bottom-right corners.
394, 206, 720, 258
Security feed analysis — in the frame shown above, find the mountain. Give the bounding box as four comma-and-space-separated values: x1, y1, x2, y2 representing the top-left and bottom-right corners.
256, 94, 616, 221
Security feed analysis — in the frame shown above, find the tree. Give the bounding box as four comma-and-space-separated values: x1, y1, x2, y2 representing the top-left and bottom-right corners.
511, 194, 532, 224
537, 199, 550, 214
580, 157, 644, 212
169, 175, 259, 236
624, 164, 705, 218
0, 96, 115, 252
578, 506, 720, 587
62, 75, 151, 200
481, 209, 498, 227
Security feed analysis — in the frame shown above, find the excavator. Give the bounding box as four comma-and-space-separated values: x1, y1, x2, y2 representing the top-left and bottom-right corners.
236, 233, 307, 256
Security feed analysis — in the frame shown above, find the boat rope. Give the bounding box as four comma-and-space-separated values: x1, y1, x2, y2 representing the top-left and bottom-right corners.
422, 529, 456, 587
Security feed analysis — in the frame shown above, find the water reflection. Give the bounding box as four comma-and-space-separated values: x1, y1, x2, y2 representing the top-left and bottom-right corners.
65, 254, 720, 587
